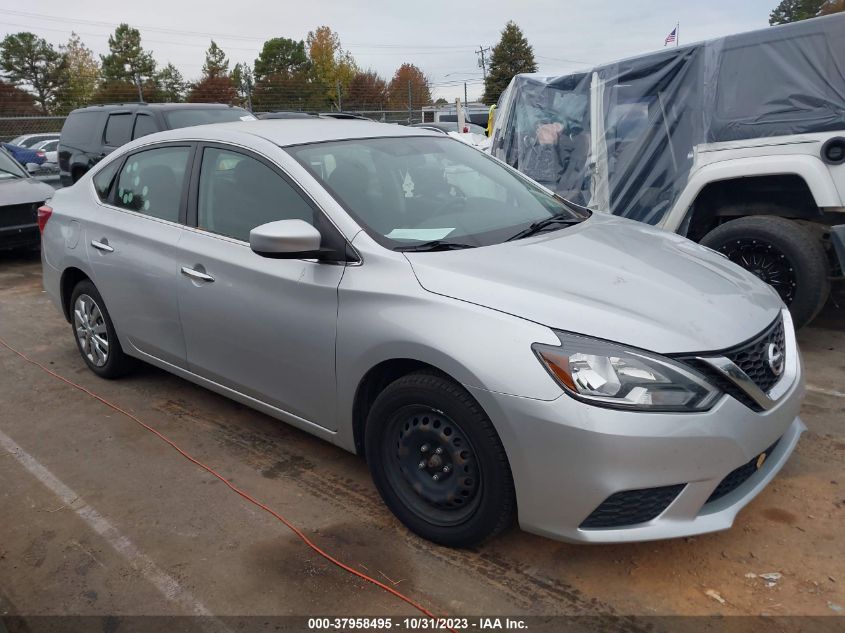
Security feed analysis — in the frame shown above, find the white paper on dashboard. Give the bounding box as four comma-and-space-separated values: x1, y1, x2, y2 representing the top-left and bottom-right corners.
386, 228, 456, 241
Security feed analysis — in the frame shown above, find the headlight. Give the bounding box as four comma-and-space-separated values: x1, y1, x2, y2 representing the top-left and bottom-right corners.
533, 332, 721, 412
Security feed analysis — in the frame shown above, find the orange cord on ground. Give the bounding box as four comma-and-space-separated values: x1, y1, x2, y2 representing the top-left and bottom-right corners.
0, 336, 448, 625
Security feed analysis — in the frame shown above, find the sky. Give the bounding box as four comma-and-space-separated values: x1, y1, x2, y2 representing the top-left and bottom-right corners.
0, 0, 779, 105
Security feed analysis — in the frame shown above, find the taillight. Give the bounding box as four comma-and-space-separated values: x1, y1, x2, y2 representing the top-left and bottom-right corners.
36, 151, 45, 158
37, 205, 52, 233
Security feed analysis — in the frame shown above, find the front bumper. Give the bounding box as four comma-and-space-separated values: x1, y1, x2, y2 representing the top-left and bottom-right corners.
468, 355, 805, 543
0, 223, 39, 250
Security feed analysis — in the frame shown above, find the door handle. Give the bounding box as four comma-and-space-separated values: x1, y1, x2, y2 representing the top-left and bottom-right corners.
181, 266, 215, 283
91, 239, 114, 253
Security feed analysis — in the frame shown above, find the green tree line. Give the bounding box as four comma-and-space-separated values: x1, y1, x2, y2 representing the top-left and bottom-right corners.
0, 24, 433, 115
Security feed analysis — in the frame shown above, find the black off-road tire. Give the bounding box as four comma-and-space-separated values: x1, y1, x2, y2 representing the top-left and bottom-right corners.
70, 279, 136, 378
700, 216, 830, 329
365, 371, 515, 547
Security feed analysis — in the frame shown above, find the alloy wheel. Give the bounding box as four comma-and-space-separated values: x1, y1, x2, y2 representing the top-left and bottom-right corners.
73, 294, 109, 367
718, 239, 797, 305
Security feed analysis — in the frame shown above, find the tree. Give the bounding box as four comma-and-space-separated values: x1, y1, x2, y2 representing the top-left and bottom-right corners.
231, 62, 253, 108
254, 38, 310, 82
387, 63, 432, 110
482, 21, 537, 105
156, 62, 186, 102
306, 26, 357, 109
434, 97, 448, 105
202, 40, 229, 79
0, 32, 64, 113
188, 76, 237, 104
55, 32, 100, 113
769, 0, 825, 23
344, 70, 387, 110
188, 41, 235, 103
101, 24, 156, 87
819, 0, 845, 14
0, 79, 39, 115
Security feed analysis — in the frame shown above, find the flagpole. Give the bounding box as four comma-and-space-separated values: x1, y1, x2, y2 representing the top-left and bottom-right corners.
676, 21, 680, 47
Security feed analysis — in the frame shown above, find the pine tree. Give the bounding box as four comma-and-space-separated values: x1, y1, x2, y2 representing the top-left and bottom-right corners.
202, 41, 229, 80
0, 32, 64, 113
482, 21, 537, 105
101, 24, 156, 84
156, 63, 186, 102
768, 0, 826, 23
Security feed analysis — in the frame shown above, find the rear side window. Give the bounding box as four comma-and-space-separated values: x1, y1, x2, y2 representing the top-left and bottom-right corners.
93, 160, 120, 201
60, 111, 101, 147
114, 146, 190, 222
133, 114, 159, 140
104, 113, 133, 147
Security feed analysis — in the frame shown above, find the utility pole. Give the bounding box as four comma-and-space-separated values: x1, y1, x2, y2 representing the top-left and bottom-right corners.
336, 80, 343, 111
464, 82, 468, 108
408, 80, 412, 124
476, 45, 490, 79
244, 64, 253, 112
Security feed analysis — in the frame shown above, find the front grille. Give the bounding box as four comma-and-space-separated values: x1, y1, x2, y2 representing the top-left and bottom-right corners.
727, 317, 785, 393
706, 439, 780, 504
678, 315, 786, 412
0, 203, 38, 229
580, 484, 685, 529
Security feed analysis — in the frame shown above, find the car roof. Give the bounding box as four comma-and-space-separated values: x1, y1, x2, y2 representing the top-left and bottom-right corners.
141, 118, 440, 147
72, 103, 247, 113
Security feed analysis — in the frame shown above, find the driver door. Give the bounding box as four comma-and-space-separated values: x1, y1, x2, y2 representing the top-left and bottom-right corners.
175, 144, 345, 430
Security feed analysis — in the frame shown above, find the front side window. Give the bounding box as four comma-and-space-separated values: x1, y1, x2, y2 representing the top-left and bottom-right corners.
114, 146, 190, 222
197, 147, 314, 242
104, 113, 133, 147
287, 136, 588, 248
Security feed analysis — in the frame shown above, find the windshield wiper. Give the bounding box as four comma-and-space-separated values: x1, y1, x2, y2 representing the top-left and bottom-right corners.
505, 216, 582, 242
395, 240, 477, 252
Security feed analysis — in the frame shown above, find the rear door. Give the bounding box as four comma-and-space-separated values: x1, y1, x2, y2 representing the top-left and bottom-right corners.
84, 143, 194, 367
175, 143, 345, 429
102, 111, 134, 154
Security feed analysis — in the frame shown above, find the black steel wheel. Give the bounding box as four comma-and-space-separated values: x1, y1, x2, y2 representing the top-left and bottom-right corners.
365, 371, 515, 547
701, 216, 830, 329
383, 405, 482, 527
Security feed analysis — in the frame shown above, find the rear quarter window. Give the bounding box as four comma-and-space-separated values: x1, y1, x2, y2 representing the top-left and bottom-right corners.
60, 111, 102, 147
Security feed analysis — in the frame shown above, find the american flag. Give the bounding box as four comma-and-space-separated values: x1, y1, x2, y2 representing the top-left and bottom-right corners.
665, 27, 677, 46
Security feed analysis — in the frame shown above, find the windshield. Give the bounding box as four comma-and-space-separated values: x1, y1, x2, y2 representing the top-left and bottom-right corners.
0, 149, 27, 179
164, 108, 254, 129
287, 136, 588, 249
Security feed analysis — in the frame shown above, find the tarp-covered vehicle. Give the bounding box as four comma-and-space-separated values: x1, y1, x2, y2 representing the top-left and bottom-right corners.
491, 13, 845, 328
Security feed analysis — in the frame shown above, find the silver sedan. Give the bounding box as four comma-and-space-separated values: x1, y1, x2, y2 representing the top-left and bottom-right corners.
40, 120, 805, 546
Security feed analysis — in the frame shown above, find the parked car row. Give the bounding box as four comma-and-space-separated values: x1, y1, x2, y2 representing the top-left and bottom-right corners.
0, 145, 56, 251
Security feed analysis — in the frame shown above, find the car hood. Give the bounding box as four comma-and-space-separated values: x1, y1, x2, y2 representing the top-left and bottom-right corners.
405, 214, 783, 354
0, 178, 54, 206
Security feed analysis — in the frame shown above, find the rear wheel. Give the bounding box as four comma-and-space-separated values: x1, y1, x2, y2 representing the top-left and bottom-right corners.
365, 371, 515, 547
700, 216, 829, 329
70, 280, 136, 378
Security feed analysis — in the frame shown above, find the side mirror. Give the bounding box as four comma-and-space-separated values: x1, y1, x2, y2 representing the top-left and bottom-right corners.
249, 219, 323, 259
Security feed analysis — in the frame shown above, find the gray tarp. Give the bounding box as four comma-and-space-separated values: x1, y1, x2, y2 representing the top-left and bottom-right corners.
491, 13, 845, 226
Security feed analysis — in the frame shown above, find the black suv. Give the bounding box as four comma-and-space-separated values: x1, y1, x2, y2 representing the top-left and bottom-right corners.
58, 103, 253, 186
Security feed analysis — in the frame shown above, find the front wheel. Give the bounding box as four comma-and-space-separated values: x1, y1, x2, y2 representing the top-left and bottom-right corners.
700, 216, 830, 329
365, 371, 515, 547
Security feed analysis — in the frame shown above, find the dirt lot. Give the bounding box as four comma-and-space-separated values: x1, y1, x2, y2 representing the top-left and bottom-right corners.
0, 251, 843, 627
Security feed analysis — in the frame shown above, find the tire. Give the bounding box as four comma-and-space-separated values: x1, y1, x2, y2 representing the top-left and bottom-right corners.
365, 370, 515, 547
69, 279, 136, 378
700, 216, 830, 329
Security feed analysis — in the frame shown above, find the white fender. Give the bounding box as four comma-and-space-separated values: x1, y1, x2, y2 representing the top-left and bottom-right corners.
663, 154, 842, 233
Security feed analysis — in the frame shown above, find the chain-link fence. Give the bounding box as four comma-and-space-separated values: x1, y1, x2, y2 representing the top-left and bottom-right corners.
1, 110, 427, 143
0, 116, 66, 143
